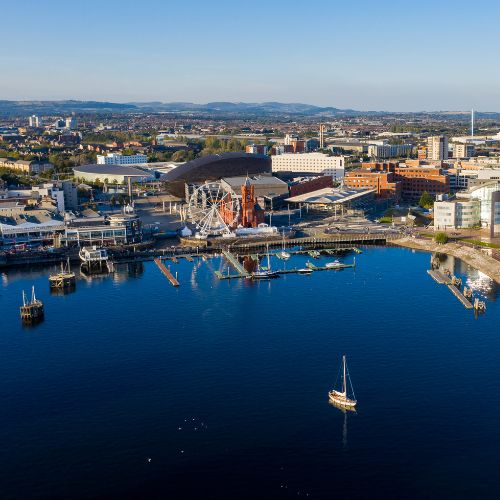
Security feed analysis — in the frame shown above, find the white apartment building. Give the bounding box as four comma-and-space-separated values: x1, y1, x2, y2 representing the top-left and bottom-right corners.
368, 144, 412, 159
433, 199, 480, 229
427, 136, 449, 160
452, 143, 475, 159
97, 153, 148, 165
28, 115, 41, 127
271, 153, 345, 180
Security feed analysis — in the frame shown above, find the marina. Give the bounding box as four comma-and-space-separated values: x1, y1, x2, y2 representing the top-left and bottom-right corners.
1, 246, 499, 499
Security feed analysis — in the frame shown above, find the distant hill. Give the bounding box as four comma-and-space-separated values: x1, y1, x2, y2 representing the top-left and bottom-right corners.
0, 100, 499, 118
0, 100, 137, 117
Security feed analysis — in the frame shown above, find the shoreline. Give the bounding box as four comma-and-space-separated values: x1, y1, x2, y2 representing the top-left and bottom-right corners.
392, 237, 500, 284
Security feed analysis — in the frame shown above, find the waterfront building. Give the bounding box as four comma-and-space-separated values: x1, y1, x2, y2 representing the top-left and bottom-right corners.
64, 213, 143, 246
433, 180, 500, 236
97, 153, 148, 165
271, 153, 344, 179
285, 186, 375, 214
427, 136, 449, 160
0, 206, 66, 247
433, 199, 481, 230
468, 181, 500, 237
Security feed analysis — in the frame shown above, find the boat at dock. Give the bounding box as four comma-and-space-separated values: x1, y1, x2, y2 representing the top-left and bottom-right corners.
325, 260, 342, 269
329, 355, 357, 410
49, 258, 76, 289
297, 268, 313, 274
276, 233, 291, 260
251, 245, 279, 280
20, 286, 44, 323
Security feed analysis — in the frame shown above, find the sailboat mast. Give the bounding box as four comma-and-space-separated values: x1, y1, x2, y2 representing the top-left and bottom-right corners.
267, 244, 271, 270
343, 355, 347, 395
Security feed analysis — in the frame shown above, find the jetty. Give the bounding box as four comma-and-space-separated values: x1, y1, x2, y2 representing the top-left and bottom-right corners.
305, 261, 355, 271
154, 258, 180, 286
427, 270, 452, 285
447, 284, 474, 309
426, 269, 486, 312
221, 250, 250, 277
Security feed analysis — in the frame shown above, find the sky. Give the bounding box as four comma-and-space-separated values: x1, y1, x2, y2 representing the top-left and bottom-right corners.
1, 0, 500, 111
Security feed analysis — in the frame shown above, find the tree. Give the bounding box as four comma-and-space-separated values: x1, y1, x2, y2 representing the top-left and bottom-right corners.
419, 191, 434, 209
434, 232, 448, 244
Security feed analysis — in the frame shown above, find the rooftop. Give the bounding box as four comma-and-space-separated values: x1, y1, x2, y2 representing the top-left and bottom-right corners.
285, 187, 375, 205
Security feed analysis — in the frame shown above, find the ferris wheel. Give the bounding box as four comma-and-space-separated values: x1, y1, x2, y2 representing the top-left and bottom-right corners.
187, 181, 240, 237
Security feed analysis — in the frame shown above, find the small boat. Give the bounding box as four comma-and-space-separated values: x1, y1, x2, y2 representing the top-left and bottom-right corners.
329, 355, 357, 410
297, 268, 313, 274
325, 260, 342, 269
309, 250, 320, 259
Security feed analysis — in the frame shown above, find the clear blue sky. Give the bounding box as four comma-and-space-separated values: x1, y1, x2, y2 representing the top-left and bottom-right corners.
2, 0, 499, 111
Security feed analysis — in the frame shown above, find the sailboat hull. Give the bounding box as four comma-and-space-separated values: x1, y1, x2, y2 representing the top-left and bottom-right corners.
328, 391, 357, 408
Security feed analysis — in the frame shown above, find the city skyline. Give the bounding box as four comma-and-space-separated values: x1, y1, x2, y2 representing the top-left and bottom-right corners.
2, 0, 500, 111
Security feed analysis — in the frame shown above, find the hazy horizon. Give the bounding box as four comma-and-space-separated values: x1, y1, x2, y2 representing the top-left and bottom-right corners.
2, 0, 500, 112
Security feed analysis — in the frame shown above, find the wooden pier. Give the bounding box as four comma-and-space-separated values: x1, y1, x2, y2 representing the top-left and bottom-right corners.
427, 270, 452, 285
447, 284, 473, 309
154, 258, 180, 286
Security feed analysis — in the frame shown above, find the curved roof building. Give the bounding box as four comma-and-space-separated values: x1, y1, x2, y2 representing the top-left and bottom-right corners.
73, 164, 155, 184
163, 152, 271, 197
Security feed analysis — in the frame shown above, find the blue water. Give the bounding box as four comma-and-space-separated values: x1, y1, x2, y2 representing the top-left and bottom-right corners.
1, 247, 499, 499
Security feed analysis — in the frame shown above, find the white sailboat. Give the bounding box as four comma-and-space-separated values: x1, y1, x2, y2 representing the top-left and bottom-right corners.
251, 244, 279, 280
277, 232, 291, 260
329, 355, 357, 410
